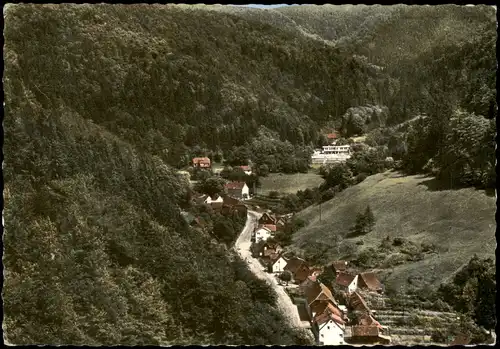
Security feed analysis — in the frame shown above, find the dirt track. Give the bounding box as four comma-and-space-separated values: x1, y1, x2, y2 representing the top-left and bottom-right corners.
233, 211, 312, 331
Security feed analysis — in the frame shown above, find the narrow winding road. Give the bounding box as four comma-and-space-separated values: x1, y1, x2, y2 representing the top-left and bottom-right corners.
234, 211, 311, 331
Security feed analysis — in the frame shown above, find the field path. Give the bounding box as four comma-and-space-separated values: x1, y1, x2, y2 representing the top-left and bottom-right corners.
233, 211, 312, 332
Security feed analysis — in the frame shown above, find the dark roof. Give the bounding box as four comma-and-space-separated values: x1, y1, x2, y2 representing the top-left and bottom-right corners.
294, 265, 312, 283
349, 291, 371, 313
304, 281, 322, 305
222, 195, 241, 206
284, 257, 307, 274
336, 272, 356, 287
332, 260, 349, 272
225, 182, 246, 190
259, 212, 277, 223
359, 272, 383, 291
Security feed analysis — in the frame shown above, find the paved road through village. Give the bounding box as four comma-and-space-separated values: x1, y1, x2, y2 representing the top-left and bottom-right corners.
233, 211, 312, 332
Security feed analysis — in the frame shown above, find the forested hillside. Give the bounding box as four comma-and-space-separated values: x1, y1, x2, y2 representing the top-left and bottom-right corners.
2, 3, 496, 345
277, 4, 497, 124
3, 4, 315, 346
3, 3, 390, 169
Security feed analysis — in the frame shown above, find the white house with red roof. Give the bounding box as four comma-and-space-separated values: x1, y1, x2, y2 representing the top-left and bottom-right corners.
255, 226, 272, 242
224, 181, 249, 200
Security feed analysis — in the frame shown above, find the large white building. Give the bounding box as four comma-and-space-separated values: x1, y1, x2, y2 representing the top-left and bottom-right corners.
311, 145, 352, 164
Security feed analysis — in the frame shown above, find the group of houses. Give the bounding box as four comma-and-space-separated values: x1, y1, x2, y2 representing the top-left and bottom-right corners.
249, 215, 390, 346
251, 212, 288, 243
191, 157, 252, 200
297, 261, 391, 345
181, 193, 249, 232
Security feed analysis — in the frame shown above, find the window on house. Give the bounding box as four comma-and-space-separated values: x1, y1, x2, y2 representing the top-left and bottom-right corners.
321, 334, 324, 337
327, 326, 330, 330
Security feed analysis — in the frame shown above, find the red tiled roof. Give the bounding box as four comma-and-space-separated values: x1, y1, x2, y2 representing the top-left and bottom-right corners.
313, 308, 345, 326
240, 165, 251, 171
327, 133, 338, 139
225, 182, 246, 190
192, 157, 211, 164
262, 224, 277, 232
336, 272, 356, 287
358, 272, 383, 291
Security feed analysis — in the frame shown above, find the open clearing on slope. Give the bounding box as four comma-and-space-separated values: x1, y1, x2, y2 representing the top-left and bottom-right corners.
258, 170, 324, 195
290, 171, 495, 289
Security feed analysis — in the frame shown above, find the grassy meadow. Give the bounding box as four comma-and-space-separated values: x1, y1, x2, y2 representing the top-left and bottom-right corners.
290, 171, 495, 289
258, 170, 325, 195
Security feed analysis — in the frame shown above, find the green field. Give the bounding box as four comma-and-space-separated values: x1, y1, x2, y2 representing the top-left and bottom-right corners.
258, 171, 324, 195
289, 171, 496, 289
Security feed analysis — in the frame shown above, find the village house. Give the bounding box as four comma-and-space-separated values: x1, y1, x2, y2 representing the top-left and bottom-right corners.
207, 195, 248, 216
275, 216, 286, 231
251, 241, 283, 258
192, 157, 211, 168
348, 291, 372, 315
314, 308, 346, 345
266, 253, 288, 274
225, 182, 250, 200
239, 165, 252, 175
357, 272, 384, 293
255, 226, 272, 242
347, 325, 391, 345
294, 264, 313, 284
284, 257, 310, 284
331, 260, 349, 274
336, 272, 359, 294
302, 281, 347, 345
204, 194, 223, 204
258, 212, 277, 225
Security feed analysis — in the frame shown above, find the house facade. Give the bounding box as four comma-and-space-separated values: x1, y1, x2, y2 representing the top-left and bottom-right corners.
270, 255, 288, 273
316, 316, 346, 345
336, 272, 358, 294
225, 182, 250, 200
311, 145, 352, 164
255, 227, 272, 242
